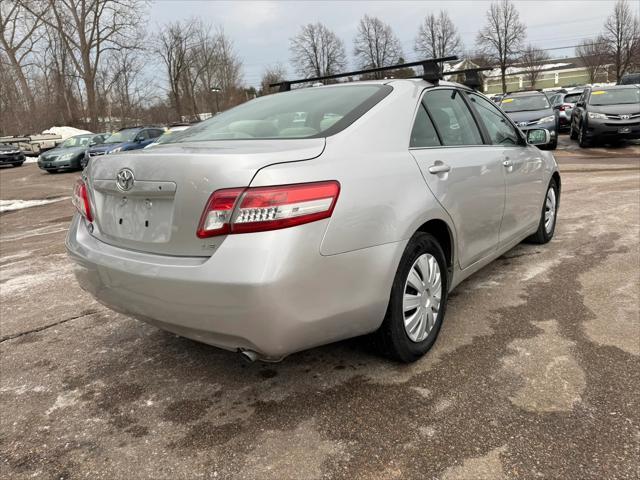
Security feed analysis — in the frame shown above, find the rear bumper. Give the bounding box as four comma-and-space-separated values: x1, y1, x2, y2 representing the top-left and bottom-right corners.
65, 215, 402, 359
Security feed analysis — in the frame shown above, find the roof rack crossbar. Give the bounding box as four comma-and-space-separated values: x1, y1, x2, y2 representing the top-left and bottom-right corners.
270, 56, 459, 90
444, 67, 493, 89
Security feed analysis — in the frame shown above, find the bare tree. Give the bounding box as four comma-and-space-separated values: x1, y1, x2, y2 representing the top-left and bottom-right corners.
353, 15, 403, 77
414, 10, 463, 62
519, 44, 550, 88
26, 0, 147, 130
576, 37, 610, 83
476, 0, 527, 93
602, 0, 639, 82
259, 63, 286, 95
290, 23, 347, 78
0, 0, 43, 114
156, 19, 197, 119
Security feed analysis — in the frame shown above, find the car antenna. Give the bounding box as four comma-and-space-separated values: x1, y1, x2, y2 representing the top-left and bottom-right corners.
270, 56, 459, 91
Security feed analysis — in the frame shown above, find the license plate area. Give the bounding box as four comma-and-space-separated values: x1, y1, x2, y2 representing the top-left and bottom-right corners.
100, 194, 175, 242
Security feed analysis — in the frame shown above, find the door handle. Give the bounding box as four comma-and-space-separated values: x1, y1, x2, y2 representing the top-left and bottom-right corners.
502, 160, 513, 168
428, 163, 451, 174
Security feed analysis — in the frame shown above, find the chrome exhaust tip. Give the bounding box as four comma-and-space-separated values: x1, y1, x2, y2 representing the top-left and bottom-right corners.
239, 349, 259, 363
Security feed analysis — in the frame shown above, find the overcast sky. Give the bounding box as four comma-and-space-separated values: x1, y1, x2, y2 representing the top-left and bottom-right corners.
148, 0, 638, 88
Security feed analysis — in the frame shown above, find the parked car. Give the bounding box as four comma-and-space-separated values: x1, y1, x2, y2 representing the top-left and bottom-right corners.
67, 79, 560, 363
618, 72, 640, 85
500, 91, 558, 149
570, 85, 640, 147
144, 125, 191, 149
550, 89, 584, 131
38, 133, 108, 173
0, 144, 26, 167
86, 126, 164, 159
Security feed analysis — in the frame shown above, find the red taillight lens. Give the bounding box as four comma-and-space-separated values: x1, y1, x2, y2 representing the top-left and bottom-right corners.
196, 188, 244, 238
196, 181, 340, 238
72, 179, 93, 222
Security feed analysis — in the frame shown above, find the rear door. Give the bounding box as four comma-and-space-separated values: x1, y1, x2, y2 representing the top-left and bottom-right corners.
409, 88, 505, 269
465, 92, 544, 244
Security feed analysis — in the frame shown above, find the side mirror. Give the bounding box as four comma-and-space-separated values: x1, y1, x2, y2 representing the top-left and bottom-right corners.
527, 129, 551, 146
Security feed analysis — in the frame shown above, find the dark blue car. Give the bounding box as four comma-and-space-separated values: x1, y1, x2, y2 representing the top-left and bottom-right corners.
86, 126, 164, 161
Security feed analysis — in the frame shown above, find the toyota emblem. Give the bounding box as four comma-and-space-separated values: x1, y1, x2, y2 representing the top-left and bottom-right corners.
620, 114, 630, 120
116, 168, 135, 191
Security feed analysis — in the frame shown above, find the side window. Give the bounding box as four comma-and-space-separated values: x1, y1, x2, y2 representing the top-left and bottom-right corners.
424, 89, 483, 146
150, 129, 164, 139
410, 103, 441, 148
468, 94, 520, 146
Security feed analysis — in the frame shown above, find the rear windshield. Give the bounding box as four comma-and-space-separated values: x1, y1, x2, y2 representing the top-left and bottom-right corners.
588, 88, 640, 106
563, 93, 582, 103
501, 94, 550, 112
105, 129, 138, 143
172, 85, 391, 142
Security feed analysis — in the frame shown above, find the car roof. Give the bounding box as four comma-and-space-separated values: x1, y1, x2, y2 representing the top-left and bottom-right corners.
588, 84, 638, 90
503, 91, 546, 97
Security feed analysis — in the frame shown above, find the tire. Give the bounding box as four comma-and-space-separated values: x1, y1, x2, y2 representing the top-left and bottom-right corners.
548, 138, 558, 150
375, 232, 448, 363
527, 178, 559, 244
12, 162, 24, 167
578, 122, 591, 148
570, 122, 578, 140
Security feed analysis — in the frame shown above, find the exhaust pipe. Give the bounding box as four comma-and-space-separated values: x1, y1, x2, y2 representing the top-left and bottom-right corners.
239, 349, 259, 363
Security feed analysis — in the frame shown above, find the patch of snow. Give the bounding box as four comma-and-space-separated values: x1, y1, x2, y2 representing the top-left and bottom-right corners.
46, 389, 82, 415
0, 197, 69, 213
41, 126, 92, 141
486, 63, 571, 77
0, 261, 73, 296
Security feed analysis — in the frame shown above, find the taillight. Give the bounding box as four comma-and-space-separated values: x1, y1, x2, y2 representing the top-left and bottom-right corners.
196, 187, 244, 238
72, 178, 93, 222
196, 181, 340, 238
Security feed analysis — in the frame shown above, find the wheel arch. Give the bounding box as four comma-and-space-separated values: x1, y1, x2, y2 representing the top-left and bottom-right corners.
551, 171, 561, 207
415, 219, 455, 274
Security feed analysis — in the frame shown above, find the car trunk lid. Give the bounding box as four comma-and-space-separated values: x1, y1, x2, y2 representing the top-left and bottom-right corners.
86, 139, 325, 256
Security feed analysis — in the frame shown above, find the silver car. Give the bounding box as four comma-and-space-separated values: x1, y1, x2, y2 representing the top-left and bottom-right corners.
67, 79, 560, 363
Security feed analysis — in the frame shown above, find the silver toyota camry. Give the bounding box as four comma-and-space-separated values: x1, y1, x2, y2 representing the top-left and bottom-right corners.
67, 78, 560, 362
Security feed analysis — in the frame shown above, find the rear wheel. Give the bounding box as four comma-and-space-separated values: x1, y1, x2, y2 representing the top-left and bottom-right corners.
12, 161, 24, 167
375, 232, 448, 363
527, 178, 558, 244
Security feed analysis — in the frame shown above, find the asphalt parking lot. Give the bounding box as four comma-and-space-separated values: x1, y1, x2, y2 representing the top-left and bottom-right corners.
1, 136, 639, 479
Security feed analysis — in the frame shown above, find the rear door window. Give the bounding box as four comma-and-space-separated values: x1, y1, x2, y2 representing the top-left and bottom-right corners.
410, 103, 441, 148
423, 89, 483, 146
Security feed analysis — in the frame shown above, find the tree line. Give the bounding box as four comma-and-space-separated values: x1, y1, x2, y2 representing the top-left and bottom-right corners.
1, 0, 638, 137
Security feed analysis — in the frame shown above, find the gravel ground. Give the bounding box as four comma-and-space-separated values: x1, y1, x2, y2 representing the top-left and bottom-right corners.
1, 136, 639, 479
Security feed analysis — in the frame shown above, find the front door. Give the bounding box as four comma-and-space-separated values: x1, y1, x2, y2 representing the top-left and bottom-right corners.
465, 92, 545, 245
